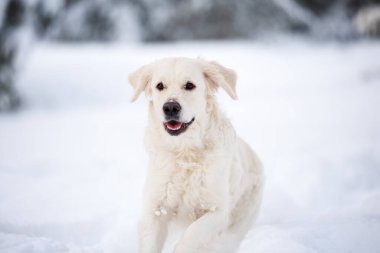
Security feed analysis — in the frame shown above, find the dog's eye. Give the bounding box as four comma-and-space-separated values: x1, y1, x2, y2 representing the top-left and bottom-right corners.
156, 82, 164, 91
184, 82, 196, 90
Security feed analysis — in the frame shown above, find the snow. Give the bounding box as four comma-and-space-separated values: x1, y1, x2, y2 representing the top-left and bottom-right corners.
1, 39, 380, 253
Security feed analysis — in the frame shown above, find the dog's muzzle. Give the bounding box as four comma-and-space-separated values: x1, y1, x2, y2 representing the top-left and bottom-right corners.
163, 118, 195, 136
162, 101, 194, 136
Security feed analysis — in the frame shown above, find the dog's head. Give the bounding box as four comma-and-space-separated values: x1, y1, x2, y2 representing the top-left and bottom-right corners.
129, 57, 237, 137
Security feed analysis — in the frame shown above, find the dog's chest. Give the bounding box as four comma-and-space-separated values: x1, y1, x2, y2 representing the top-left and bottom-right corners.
162, 158, 216, 220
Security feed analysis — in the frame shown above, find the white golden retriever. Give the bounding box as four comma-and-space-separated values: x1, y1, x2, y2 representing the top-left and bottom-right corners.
129, 57, 263, 253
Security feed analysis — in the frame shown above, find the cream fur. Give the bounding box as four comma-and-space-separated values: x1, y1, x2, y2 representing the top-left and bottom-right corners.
129, 57, 263, 253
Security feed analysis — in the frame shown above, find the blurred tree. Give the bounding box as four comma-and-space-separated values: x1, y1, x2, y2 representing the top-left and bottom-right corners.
137, 0, 308, 41
293, 0, 380, 38
355, 5, 380, 37
34, 1, 57, 37
0, 0, 25, 111
50, 0, 116, 42
295, 0, 338, 16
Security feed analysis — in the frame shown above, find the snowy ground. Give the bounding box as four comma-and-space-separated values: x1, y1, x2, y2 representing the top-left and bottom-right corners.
1, 40, 380, 253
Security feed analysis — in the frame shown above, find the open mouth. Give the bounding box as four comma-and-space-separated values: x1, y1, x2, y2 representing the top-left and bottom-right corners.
163, 118, 195, 136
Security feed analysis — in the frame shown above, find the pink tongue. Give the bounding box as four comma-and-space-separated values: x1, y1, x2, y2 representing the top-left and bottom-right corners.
167, 122, 182, 130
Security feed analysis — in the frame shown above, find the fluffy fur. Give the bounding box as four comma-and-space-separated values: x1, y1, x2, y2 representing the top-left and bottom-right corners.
129, 57, 263, 253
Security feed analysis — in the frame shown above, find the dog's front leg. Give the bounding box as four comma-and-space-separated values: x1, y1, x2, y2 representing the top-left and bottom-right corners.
139, 159, 172, 253
174, 160, 230, 253
173, 208, 228, 253
139, 212, 168, 253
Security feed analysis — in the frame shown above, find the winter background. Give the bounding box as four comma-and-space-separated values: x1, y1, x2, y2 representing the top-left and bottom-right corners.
1, 0, 380, 252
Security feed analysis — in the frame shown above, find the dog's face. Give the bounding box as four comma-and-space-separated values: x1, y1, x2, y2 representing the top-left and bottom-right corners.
149, 59, 208, 136
129, 57, 237, 137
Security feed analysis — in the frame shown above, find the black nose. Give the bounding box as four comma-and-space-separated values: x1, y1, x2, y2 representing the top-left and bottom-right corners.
163, 101, 181, 118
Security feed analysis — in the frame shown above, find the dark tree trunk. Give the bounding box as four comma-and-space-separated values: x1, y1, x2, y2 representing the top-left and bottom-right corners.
0, 0, 25, 111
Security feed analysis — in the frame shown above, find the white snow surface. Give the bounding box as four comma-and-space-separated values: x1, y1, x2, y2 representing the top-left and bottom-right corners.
1, 40, 380, 253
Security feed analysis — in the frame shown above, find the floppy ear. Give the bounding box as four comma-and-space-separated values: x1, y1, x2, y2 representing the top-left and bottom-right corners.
200, 60, 238, 100
128, 64, 153, 102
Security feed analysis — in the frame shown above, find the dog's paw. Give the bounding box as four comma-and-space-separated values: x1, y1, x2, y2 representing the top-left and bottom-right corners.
154, 206, 168, 217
